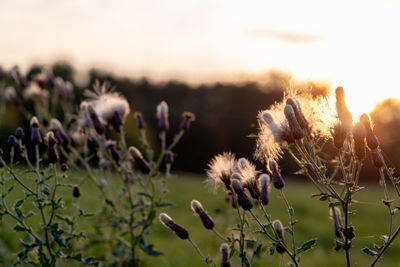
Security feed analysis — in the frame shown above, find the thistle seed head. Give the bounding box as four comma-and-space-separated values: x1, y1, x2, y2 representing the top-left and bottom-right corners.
286, 98, 309, 130
272, 219, 286, 253
235, 158, 260, 199
30, 116, 40, 128
159, 213, 189, 240
268, 159, 285, 189
191, 200, 214, 230
128, 146, 150, 174
88, 105, 105, 135
335, 87, 353, 132
360, 113, 379, 150
206, 152, 236, 192
232, 179, 253, 210
220, 243, 231, 267
259, 174, 271, 205
333, 122, 346, 149
353, 122, 366, 160
284, 104, 304, 140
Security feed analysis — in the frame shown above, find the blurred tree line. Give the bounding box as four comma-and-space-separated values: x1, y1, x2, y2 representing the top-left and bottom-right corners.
1, 61, 400, 183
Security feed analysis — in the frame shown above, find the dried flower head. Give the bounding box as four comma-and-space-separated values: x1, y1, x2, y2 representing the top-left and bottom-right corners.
220, 243, 231, 267
84, 81, 130, 127
353, 122, 366, 160
88, 105, 105, 135
272, 220, 286, 253
268, 159, 285, 189
332, 122, 346, 149
335, 87, 353, 132
235, 158, 259, 199
206, 152, 236, 191
360, 113, 379, 150
191, 200, 215, 230
180, 112, 196, 131
157, 101, 169, 130
284, 104, 304, 140
159, 213, 189, 240
232, 179, 253, 210
286, 97, 309, 129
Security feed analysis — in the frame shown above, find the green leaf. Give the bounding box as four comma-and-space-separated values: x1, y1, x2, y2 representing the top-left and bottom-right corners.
284, 227, 293, 236
14, 199, 24, 208
270, 242, 277, 255
138, 239, 163, 256
334, 240, 343, 251
7, 185, 14, 194
296, 239, 316, 254
105, 199, 115, 207
15, 208, 23, 218
343, 227, 355, 240
362, 247, 378, 256
155, 202, 174, 208
14, 225, 27, 232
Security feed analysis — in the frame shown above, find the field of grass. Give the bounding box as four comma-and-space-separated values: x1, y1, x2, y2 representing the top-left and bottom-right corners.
1, 170, 399, 266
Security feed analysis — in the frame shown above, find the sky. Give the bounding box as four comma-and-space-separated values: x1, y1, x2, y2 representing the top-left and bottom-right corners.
1, 0, 400, 116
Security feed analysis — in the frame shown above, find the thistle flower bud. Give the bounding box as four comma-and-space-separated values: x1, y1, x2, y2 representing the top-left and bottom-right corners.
286, 98, 309, 129
353, 122, 366, 160
284, 104, 303, 140
46, 132, 59, 163
15, 127, 24, 140
88, 105, 105, 135
232, 179, 253, 210
49, 119, 69, 144
30, 117, 42, 145
259, 174, 271, 205
157, 101, 169, 130
110, 109, 123, 132
333, 122, 346, 149
159, 213, 189, 240
272, 220, 286, 253
105, 140, 120, 162
180, 112, 196, 131
73, 184, 81, 198
220, 243, 231, 267
268, 159, 285, 189
165, 150, 174, 164
335, 87, 353, 132
128, 146, 151, 174
8, 135, 16, 147
191, 200, 215, 230
60, 163, 69, 172
371, 150, 384, 169
134, 112, 145, 129
329, 207, 344, 238
360, 114, 379, 150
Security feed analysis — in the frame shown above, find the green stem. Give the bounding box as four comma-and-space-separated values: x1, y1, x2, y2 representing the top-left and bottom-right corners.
187, 237, 211, 267
370, 225, 400, 266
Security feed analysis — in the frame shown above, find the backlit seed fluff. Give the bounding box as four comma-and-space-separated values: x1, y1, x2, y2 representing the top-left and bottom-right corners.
259, 174, 271, 205
268, 159, 285, 189
284, 104, 303, 140
335, 87, 353, 132
232, 179, 253, 210
159, 213, 189, 240
206, 152, 236, 191
220, 243, 231, 267
333, 122, 346, 149
236, 158, 259, 199
260, 111, 283, 143
353, 122, 366, 160
272, 220, 286, 253
191, 200, 215, 230
360, 114, 379, 150
88, 105, 105, 135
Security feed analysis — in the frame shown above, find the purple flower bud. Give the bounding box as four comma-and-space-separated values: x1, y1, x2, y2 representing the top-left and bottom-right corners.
159, 213, 189, 240
60, 163, 69, 172
134, 112, 146, 129
272, 220, 286, 253
353, 122, 366, 160
286, 98, 309, 129
46, 132, 59, 164
232, 179, 253, 210
30, 126, 42, 145
259, 174, 270, 205
8, 135, 16, 147
220, 243, 231, 267
15, 127, 24, 140
105, 140, 120, 162
333, 122, 346, 149
73, 184, 81, 198
129, 146, 151, 174
268, 160, 285, 189
191, 200, 215, 230
165, 150, 174, 164
284, 104, 304, 140
360, 114, 379, 150
110, 109, 123, 132
180, 112, 196, 131
330, 207, 344, 238
157, 101, 169, 130
88, 105, 105, 135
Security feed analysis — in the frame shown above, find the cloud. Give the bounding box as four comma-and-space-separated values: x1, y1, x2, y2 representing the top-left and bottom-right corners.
248, 29, 321, 44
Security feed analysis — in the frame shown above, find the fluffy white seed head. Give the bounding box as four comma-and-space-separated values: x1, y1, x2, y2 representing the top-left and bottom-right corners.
206, 152, 236, 191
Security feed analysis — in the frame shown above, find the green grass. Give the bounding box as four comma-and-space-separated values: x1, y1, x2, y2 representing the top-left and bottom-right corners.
0, 170, 399, 267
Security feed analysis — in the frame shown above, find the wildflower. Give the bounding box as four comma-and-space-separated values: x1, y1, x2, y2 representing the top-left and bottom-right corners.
15, 127, 24, 140
371, 150, 384, 169
30, 117, 42, 145
8, 135, 16, 147
329, 207, 343, 238
259, 174, 271, 205
268, 159, 285, 189
191, 200, 215, 230
157, 101, 169, 130
232, 179, 253, 210
49, 119, 69, 144
256, 111, 285, 161
88, 105, 105, 135
105, 140, 120, 163
353, 122, 366, 160
159, 213, 189, 240
84, 81, 130, 129
45, 132, 59, 164
284, 104, 304, 140
134, 112, 145, 129
236, 158, 260, 199
272, 220, 286, 253
206, 152, 236, 191
220, 243, 231, 267
286, 97, 309, 130
129, 146, 151, 174
60, 163, 69, 172
73, 184, 81, 198
180, 112, 196, 131
360, 114, 379, 150
335, 87, 353, 132
165, 150, 174, 164
332, 122, 346, 149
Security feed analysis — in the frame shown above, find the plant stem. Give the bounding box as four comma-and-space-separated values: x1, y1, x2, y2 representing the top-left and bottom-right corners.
187, 237, 211, 267
370, 225, 400, 266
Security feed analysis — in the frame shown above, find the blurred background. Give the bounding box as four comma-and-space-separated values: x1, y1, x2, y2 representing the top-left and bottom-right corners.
1, 0, 400, 180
